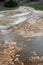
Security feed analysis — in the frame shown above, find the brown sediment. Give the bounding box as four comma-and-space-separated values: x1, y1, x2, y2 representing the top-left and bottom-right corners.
0, 17, 19, 25
0, 40, 22, 65
0, 6, 43, 65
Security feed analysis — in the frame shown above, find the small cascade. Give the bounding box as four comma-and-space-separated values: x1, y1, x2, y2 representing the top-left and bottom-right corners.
0, 6, 40, 30
0, 6, 40, 41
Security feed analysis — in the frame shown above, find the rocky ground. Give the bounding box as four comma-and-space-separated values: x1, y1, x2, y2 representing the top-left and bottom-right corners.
0, 6, 43, 65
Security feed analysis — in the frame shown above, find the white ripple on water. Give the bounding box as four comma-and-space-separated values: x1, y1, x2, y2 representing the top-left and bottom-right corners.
9, 17, 27, 26
0, 6, 40, 30
0, 17, 27, 30
1, 30, 9, 34
0, 25, 10, 30
0, 14, 5, 18
10, 12, 31, 17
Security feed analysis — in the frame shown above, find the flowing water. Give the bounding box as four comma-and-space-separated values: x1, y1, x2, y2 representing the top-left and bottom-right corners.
0, 6, 43, 61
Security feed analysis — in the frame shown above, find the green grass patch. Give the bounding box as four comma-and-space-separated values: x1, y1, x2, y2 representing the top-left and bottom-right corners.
20, 2, 43, 11
0, 2, 19, 11
0, 2, 43, 11
0, 7, 18, 11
